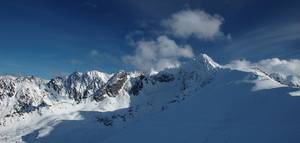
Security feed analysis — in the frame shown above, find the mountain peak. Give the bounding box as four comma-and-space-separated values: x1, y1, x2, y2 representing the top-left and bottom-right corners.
195, 53, 220, 68
179, 53, 220, 73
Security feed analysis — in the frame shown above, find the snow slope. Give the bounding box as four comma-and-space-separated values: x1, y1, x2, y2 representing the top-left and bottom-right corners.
103, 69, 300, 143
1, 54, 300, 143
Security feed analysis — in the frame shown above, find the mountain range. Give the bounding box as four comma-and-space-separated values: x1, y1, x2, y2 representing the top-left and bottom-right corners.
1, 54, 300, 143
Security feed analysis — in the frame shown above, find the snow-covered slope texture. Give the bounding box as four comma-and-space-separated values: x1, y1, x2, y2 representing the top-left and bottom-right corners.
1, 54, 300, 143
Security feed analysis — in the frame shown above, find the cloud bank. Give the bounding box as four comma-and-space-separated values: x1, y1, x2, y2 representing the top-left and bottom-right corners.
257, 58, 300, 77
226, 58, 300, 86
226, 58, 300, 77
123, 36, 194, 71
163, 9, 224, 40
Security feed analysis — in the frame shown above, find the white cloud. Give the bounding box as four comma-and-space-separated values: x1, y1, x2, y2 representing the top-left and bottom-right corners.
226, 58, 300, 77
123, 35, 194, 71
257, 58, 300, 78
224, 59, 253, 72
162, 9, 224, 40
124, 9, 226, 71
225, 58, 300, 86
224, 58, 300, 90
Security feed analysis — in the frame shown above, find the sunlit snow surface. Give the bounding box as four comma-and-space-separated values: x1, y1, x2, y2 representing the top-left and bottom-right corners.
1, 55, 300, 143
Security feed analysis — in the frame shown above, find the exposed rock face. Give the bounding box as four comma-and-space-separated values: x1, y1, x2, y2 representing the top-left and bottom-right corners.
47, 71, 110, 102
47, 77, 65, 94
0, 79, 15, 99
103, 71, 128, 97
153, 72, 175, 83
94, 71, 129, 101
129, 74, 145, 96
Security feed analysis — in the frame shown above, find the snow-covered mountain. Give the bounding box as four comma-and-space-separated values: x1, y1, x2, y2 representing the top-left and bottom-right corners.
1, 54, 300, 143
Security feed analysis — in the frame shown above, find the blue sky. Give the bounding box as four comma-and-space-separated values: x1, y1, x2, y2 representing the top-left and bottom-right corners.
0, 0, 300, 78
